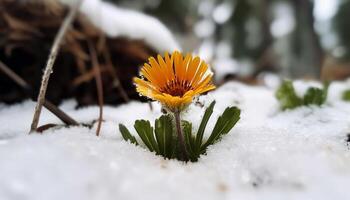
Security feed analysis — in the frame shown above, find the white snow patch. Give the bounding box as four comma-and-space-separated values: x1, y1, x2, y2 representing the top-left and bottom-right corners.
1, 81, 350, 200
212, 58, 239, 81
60, 0, 180, 53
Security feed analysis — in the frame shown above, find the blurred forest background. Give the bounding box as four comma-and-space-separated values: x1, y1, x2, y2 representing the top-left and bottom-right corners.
109, 0, 350, 80
1, 0, 350, 106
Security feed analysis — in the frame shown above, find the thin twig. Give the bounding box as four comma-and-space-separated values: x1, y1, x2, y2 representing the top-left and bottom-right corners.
102, 43, 130, 102
88, 41, 103, 137
0, 60, 78, 126
43, 100, 79, 126
30, 0, 83, 133
174, 111, 189, 161
0, 60, 30, 92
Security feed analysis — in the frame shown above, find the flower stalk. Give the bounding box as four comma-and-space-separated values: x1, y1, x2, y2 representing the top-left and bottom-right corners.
174, 111, 188, 161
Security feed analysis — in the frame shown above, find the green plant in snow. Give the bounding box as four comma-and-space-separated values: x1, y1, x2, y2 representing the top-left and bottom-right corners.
119, 101, 240, 162
276, 80, 329, 110
342, 89, 350, 101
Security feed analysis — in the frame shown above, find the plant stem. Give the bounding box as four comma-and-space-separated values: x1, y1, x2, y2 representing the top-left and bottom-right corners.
174, 111, 189, 161
88, 40, 103, 137
29, 0, 83, 133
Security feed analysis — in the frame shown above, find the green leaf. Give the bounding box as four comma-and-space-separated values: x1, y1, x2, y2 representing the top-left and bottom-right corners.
342, 89, 350, 101
119, 124, 138, 145
202, 106, 241, 151
303, 88, 324, 105
195, 101, 215, 150
275, 80, 303, 110
134, 120, 159, 153
155, 115, 174, 158
276, 80, 330, 110
303, 82, 329, 106
182, 120, 194, 158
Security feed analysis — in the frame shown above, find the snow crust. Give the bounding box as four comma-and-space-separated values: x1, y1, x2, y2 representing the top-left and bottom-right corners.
1, 81, 350, 200
60, 0, 180, 53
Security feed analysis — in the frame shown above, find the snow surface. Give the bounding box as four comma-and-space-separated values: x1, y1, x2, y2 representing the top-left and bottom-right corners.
60, 0, 180, 53
1, 81, 350, 200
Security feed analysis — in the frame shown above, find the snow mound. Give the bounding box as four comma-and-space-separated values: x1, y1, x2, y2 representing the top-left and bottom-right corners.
60, 0, 180, 53
0, 81, 350, 200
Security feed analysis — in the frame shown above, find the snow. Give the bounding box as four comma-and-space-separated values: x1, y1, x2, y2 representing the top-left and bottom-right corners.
60, 0, 180, 53
212, 58, 239, 81
1, 80, 350, 200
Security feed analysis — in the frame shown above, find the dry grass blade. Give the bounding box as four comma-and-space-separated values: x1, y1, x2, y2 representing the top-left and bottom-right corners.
3, 13, 42, 35
88, 41, 104, 136
30, 0, 84, 133
72, 66, 108, 86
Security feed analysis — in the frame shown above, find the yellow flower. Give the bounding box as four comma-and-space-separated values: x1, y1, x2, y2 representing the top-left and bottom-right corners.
134, 51, 216, 112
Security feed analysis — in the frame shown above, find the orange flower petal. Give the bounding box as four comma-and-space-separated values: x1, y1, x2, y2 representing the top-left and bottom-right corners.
133, 51, 215, 111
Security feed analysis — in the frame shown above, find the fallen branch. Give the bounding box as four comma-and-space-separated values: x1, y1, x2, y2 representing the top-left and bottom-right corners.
43, 100, 79, 126
88, 41, 104, 136
30, 0, 83, 133
0, 60, 79, 126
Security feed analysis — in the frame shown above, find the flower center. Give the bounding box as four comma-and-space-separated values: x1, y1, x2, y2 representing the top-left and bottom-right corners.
160, 79, 193, 97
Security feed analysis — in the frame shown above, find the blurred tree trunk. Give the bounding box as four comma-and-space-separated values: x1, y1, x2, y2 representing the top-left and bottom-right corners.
290, 0, 324, 78
254, 0, 275, 74
259, 0, 273, 54
231, 0, 251, 58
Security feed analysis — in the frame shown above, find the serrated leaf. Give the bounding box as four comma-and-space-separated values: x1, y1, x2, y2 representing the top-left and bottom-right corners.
342, 89, 350, 101
155, 115, 174, 158
202, 106, 240, 151
195, 101, 215, 150
276, 80, 303, 110
119, 124, 138, 145
134, 120, 159, 153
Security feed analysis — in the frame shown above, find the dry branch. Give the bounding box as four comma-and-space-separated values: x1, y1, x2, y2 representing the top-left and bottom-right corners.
88, 41, 104, 136
30, 0, 83, 133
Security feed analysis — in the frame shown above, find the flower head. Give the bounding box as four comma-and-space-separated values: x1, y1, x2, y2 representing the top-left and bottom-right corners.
134, 51, 216, 112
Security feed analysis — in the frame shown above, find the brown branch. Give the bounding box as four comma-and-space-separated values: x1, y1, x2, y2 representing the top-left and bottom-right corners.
0, 60, 79, 126
43, 100, 79, 126
88, 41, 103, 137
30, 0, 84, 133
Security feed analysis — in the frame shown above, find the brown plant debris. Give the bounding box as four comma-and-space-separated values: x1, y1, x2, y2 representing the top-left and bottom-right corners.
0, 0, 156, 106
